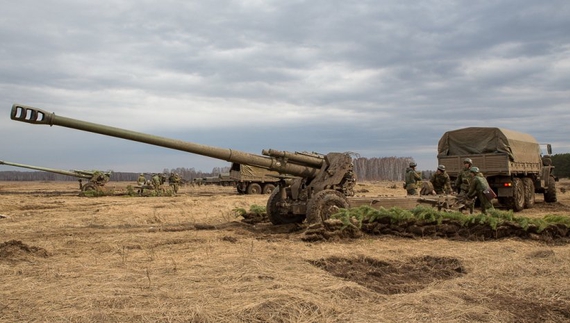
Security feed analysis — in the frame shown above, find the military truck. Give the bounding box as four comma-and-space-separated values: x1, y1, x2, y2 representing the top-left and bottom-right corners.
437, 127, 556, 211
230, 163, 281, 194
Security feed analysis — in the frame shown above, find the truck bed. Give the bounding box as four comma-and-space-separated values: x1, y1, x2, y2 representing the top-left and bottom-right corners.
439, 154, 542, 177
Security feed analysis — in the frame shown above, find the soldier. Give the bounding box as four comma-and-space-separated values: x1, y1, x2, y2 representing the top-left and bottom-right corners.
430, 165, 452, 195
404, 162, 422, 196
455, 158, 473, 196
151, 173, 162, 191
168, 172, 181, 194
137, 173, 146, 186
467, 166, 495, 215
137, 173, 146, 195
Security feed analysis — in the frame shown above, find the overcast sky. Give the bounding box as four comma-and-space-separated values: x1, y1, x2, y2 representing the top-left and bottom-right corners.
1, 0, 569, 175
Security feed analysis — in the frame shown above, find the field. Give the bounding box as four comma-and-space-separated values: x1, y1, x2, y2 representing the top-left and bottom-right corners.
1, 180, 570, 323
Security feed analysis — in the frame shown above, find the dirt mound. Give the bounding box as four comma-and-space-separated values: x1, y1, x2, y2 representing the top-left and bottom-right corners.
473, 292, 570, 323
310, 255, 465, 295
0, 240, 50, 262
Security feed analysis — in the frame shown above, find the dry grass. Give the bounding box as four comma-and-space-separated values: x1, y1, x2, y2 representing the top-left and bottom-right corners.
1, 180, 570, 322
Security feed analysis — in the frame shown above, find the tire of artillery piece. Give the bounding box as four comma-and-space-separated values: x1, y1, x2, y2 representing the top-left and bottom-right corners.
305, 189, 350, 225
522, 177, 535, 208
266, 187, 305, 225
81, 182, 98, 192
544, 176, 557, 203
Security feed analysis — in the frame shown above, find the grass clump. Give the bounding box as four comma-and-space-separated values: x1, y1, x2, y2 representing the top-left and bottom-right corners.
330, 205, 570, 234
232, 205, 266, 218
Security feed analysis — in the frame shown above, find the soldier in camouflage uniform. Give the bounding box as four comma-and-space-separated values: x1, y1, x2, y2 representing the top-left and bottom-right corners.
455, 158, 474, 213
137, 173, 146, 195
467, 166, 495, 215
405, 162, 422, 196
455, 158, 473, 196
430, 165, 452, 195
168, 172, 181, 194
151, 173, 162, 191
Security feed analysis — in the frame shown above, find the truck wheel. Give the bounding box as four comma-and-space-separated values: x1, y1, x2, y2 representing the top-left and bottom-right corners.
262, 184, 275, 194
505, 178, 525, 212
522, 177, 535, 208
266, 187, 305, 224
306, 190, 349, 225
544, 176, 557, 203
246, 183, 262, 194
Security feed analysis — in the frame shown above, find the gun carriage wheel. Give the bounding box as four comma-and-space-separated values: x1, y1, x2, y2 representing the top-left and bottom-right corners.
266, 187, 306, 225
81, 182, 98, 192
306, 190, 349, 225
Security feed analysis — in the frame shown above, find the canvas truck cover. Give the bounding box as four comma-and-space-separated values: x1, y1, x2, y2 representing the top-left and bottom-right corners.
233, 164, 280, 181
437, 127, 542, 164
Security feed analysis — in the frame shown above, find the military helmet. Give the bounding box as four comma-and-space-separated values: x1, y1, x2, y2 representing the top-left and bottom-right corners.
470, 166, 480, 173
437, 165, 446, 171
409, 162, 417, 167
463, 158, 473, 165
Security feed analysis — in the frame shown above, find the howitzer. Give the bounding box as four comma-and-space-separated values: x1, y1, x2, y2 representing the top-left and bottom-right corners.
0, 159, 111, 192
11, 104, 355, 225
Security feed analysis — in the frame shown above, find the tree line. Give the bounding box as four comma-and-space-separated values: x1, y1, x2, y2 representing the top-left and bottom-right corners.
552, 153, 570, 178
0, 157, 430, 182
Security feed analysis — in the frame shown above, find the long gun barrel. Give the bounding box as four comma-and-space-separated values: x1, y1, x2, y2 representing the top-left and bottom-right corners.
11, 104, 319, 178
0, 159, 95, 179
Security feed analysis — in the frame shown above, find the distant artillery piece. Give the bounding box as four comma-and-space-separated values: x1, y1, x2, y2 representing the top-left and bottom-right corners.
0, 160, 112, 193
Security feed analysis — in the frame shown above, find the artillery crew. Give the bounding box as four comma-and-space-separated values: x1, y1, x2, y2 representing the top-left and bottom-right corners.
404, 162, 422, 196
430, 165, 452, 195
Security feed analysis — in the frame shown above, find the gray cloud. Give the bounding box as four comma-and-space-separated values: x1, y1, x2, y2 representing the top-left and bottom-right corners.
1, 0, 569, 173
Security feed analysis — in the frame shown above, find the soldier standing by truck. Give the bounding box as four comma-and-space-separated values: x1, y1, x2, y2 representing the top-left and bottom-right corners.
467, 167, 495, 215
405, 162, 422, 196
455, 158, 473, 196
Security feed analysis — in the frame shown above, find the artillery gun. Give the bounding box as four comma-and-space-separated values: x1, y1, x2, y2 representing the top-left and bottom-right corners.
0, 159, 111, 192
11, 104, 356, 225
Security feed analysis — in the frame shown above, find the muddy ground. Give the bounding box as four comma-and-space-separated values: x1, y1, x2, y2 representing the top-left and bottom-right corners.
1, 180, 570, 322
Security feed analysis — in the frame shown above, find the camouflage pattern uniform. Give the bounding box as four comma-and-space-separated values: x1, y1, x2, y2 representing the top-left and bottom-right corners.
168, 172, 181, 193
137, 174, 146, 186
430, 171, 452, 194
405, 163, 421, 196
455, 165, 472, 196
151, 173, 162, 191
468, 171, 495, 215
137, 173, 146, 195
456, 159, 474, 213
